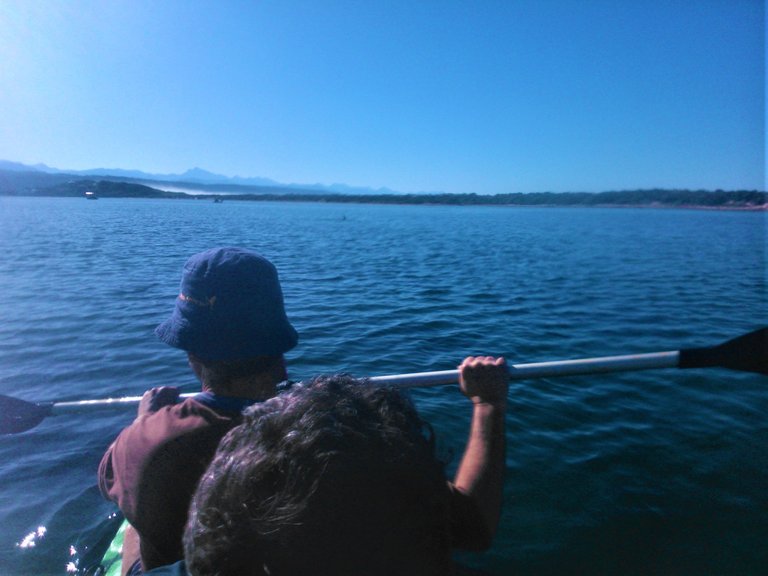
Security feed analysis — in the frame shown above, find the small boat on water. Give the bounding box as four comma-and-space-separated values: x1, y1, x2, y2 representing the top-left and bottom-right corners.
213, 197, 224, 203
85, 191, 99, 200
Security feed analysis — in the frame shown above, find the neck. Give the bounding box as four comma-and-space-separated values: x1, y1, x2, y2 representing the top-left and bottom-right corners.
203, 373, 280, 401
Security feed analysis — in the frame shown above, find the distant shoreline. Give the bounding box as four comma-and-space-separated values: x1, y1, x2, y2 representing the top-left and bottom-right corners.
4, 192, 767, 212
1, 172, 765, 211
209, 198, 768, 211
5, 194, 766, 212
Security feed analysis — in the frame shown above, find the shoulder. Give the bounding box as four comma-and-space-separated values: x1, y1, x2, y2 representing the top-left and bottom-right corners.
120, 398, 218, 443
100, 397, 238, 473
129, 396, 237, 437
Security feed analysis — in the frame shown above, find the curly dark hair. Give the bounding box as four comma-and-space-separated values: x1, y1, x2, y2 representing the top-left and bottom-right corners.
184, 375, 453, 576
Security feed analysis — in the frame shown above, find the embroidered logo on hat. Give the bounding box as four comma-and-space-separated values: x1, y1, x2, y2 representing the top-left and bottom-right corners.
179, 293, 217, 308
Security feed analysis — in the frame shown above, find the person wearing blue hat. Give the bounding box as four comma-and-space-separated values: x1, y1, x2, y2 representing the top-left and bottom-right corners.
98, 247, 299, 576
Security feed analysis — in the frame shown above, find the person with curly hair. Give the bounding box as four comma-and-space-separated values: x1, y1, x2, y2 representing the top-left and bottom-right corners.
179, 356, 509, 576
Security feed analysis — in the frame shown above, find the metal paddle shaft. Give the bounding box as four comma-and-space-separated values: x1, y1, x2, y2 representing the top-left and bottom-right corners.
372, 327, 767, 387
1, 327, 765, 434
47, 351, 682, 411
49, 394, 196, 415
370, 350, 680, 387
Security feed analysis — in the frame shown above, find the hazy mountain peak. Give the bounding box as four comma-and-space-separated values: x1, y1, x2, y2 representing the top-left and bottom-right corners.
0, 159, 405, 195
179, 167, 226, 181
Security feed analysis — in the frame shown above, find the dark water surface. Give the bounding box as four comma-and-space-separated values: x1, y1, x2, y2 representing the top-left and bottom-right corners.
0, 197, 765, 575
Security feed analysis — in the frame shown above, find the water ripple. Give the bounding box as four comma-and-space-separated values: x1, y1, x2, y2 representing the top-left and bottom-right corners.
0, 199, 765, 575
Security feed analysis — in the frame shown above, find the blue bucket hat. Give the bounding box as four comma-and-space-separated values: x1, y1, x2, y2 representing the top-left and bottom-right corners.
155, 247, 298, 361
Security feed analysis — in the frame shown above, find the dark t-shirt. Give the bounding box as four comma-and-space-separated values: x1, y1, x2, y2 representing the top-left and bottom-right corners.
98, 395, 252, 570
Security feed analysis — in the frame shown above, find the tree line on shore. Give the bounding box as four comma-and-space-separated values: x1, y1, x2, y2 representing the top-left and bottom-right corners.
223, 189, 766, 207
1, 172, 765, 208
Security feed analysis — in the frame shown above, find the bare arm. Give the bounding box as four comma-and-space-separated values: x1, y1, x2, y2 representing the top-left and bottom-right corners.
453, 356, 509, 545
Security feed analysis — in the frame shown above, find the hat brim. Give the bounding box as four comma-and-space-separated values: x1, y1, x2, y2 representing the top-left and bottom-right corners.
155, 301, 298, 361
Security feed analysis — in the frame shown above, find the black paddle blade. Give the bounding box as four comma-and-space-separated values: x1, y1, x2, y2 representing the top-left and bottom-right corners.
679, 327, 768, 375
0, 395, 53, 434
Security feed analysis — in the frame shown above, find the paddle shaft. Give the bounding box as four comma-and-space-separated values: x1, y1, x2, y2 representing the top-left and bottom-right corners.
370, 350, 679, 387
47, 350, 680, 415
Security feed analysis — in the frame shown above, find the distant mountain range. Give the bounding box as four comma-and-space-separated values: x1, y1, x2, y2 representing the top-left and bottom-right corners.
0, 160, 400, 195
0, 160, 765, 209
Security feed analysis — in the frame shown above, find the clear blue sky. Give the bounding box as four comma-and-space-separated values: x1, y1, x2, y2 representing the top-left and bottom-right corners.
0, 0, 764, 193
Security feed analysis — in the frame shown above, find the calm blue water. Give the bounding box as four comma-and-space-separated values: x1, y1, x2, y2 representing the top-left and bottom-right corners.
0, 197, 765, 575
